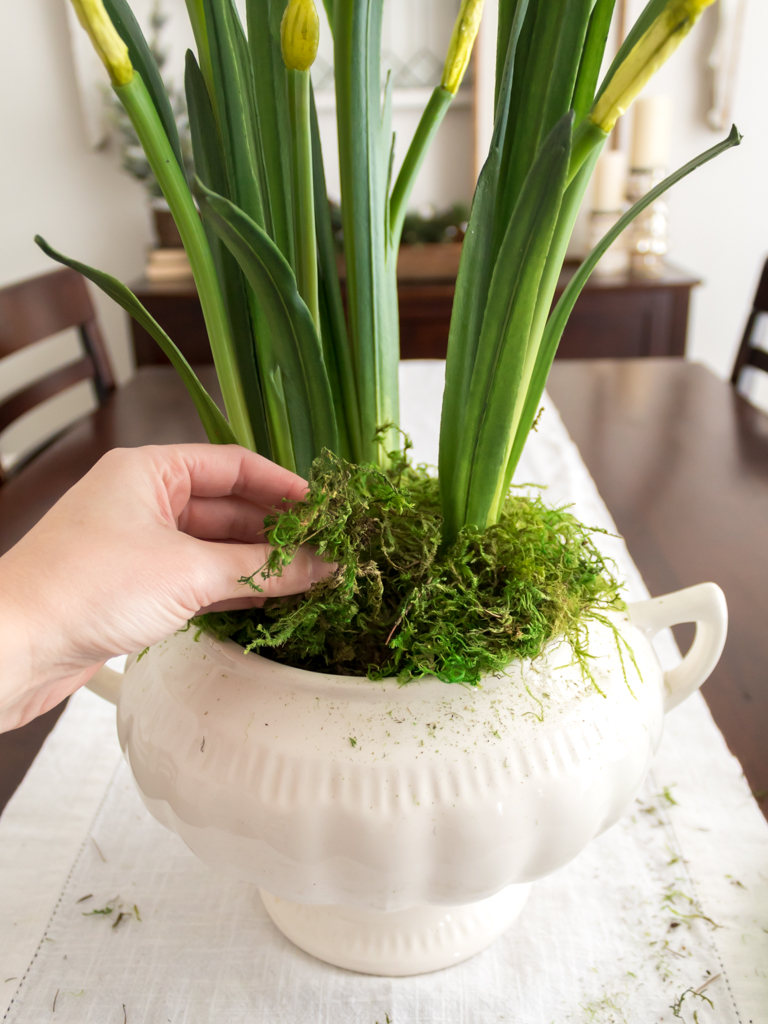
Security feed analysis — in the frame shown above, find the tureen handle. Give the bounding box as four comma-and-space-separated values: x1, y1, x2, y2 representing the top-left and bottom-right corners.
84, 664, 123, 706
628, 583, 728, 713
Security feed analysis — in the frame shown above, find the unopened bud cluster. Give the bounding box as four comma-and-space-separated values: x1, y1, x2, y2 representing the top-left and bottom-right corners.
441, 0, 485, 95
281, 0, 320, 72
591, 0, 714, 132
69, 0, 133, 87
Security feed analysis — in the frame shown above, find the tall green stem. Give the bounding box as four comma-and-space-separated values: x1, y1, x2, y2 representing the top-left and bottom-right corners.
334, 0, 399, 466
310, 89, 361, 461
246, 0, 295, 267
287, 68, 320, 331
568, 118, 608, 184
116, 73, 254, 449
265, 364, 298, 472
389, 86, 453, 248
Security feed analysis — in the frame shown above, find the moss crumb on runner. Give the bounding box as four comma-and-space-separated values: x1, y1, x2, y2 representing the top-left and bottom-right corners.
195, 448, 626, 685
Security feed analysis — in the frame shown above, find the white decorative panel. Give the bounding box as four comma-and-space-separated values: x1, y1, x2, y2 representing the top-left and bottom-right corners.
313, 0, 463, 92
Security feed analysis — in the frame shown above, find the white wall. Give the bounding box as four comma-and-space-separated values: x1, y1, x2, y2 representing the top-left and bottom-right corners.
315, 89, 474, 211
0, 0, 153, 386
312, 0, 474, 210
643, 0, 768, 383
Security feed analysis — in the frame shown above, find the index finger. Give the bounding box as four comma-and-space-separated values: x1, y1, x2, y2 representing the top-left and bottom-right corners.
157, 444, 309, 509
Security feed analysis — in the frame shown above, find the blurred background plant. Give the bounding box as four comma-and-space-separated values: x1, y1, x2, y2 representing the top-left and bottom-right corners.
108, 0, 194, 200
328, 200, 469, 250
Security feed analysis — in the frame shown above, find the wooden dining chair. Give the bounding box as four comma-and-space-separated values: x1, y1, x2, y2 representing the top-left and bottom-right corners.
731, 257, 768, 386
0, 267, 115, 483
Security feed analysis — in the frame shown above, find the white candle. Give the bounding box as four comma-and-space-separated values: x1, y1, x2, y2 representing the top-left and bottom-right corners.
591, 149, 627, 212
631, 95, 672, 170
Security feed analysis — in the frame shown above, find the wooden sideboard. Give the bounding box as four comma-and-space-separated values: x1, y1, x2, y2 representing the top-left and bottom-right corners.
130, 244, 700, 365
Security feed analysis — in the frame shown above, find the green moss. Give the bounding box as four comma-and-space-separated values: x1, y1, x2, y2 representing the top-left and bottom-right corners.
195, 450, 625, 684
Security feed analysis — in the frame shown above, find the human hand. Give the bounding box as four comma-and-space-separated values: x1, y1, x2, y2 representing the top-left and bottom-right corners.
0, 444, 334, 732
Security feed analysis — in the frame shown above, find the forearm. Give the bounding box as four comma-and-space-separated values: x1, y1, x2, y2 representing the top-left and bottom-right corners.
0, 542, 105, 732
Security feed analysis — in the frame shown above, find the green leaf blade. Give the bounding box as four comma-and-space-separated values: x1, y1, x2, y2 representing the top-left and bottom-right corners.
186, 50, 272, 458
310, 89, 361, 462
541, 0, 595, 135
34, 237, 236, 446
115, 72, 254, 449
453, 113, 573, 535
439, 0, 530, 527
203, 0, 268, 232
334, 0, 398, 465
513, 124, 743, 479
496, 0, 593, 250
246, 0, 295, 266
196, 181, 339, 477
502, 144, 602, 488
572, 0, 617, 121
185, 0, 214, 95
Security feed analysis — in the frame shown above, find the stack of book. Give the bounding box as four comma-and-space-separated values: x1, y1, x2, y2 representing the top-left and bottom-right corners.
145, 247, 193, 283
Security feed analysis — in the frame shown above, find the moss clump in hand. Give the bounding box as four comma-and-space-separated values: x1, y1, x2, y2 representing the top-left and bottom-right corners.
196, 449, 624, 684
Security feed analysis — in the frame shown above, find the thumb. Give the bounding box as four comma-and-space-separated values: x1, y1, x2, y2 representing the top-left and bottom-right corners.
189, 538, 336, 611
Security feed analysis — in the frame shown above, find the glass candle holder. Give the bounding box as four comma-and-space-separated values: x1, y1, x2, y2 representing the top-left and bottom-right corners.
626, 168, 668, 277
588, 209, 630, 278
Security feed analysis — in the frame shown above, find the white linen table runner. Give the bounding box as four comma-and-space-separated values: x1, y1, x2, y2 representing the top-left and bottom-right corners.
1, 362, 766, 1024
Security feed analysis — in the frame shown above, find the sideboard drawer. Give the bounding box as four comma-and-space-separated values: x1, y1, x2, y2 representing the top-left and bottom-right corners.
130, 250, 700, 365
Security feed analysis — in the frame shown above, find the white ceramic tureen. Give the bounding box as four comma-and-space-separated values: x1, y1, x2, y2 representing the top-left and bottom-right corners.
88, 582, 726, 976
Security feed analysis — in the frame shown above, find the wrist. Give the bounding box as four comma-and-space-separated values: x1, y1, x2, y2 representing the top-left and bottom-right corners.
0, 554, 51, 728
0, 582, 31, 720
0, 543, 109, 732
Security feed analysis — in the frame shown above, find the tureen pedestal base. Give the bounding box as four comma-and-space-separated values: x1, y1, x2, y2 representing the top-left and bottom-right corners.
260, 884, 531, 976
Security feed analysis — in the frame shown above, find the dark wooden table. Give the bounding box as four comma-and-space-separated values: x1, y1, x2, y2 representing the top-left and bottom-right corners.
549, 359, 768, 813
1, 361, 765, 819
131, 251, 700, 364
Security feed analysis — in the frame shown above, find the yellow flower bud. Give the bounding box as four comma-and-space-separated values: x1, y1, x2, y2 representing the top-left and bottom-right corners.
591, 0, 715, 132
69, 0, 133, 87
280, 0, 320, 73
441, 0, 485, 96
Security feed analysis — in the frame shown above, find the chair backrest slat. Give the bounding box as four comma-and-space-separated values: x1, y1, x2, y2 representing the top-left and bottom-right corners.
0, 269, 94, 354
746, 346, 768, 376
0, 356, 95, 434
732, 258, 768, 386
753, 259, 768, 315
0, 268, 114, 484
